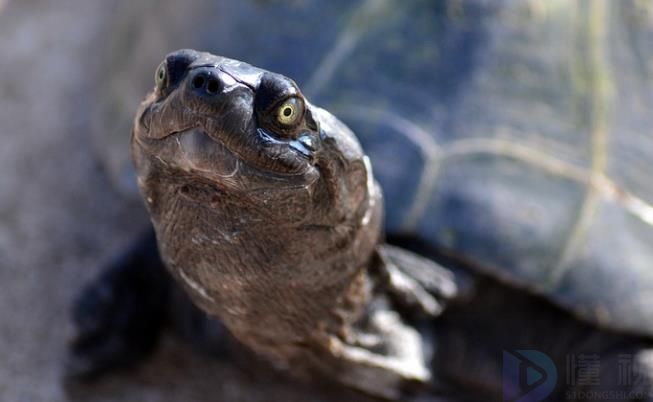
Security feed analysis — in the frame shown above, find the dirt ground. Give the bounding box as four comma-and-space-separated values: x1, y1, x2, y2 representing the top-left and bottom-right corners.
0, 1, 383, 401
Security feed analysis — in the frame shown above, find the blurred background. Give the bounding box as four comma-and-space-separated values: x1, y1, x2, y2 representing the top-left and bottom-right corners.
1, 0, 653, 401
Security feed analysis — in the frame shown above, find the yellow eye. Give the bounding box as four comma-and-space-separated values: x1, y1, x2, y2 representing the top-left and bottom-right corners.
276, 97, 302, 125
155, 62, 167, 88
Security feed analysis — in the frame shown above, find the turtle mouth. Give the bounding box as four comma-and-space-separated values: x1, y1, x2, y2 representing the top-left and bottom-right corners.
175, 128, 242, 180
162, 128, 319, 191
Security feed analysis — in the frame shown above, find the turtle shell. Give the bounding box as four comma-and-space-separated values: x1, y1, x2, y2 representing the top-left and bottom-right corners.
95, 0, 653, 335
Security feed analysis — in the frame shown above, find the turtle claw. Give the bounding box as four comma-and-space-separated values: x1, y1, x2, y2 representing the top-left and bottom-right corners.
65, 230, 170, 382
375, 244, 470, 318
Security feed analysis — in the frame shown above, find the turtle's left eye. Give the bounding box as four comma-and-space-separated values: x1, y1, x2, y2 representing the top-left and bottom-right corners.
276, 97, 303, 126
155, 62, 167, 89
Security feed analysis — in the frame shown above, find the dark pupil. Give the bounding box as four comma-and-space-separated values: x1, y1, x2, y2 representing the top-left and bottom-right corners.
158, 69, 165, 80
283, 107, 292, 117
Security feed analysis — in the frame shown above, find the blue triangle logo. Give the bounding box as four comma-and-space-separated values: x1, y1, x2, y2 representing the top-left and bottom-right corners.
527, 366, 543, 386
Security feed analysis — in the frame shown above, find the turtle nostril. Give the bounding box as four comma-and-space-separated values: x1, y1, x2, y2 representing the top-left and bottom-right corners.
206, 78, 220, 94
192, 75, 206, 90
190, 71, 221, 96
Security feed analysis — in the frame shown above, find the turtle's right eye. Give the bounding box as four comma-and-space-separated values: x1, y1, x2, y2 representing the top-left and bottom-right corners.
155, 62, 167, 90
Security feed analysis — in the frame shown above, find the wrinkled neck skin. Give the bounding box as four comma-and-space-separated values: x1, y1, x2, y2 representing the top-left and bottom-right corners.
133, 100, 383, 367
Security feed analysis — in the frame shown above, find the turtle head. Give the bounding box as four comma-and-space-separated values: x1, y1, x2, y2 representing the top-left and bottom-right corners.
131, 50, 381, 346
132, 49, 374, 226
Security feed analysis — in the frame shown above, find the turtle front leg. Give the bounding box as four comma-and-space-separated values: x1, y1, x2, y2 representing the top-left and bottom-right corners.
65, 229, 171, 381
320, 299, 434, 400
314, 245, 473, 400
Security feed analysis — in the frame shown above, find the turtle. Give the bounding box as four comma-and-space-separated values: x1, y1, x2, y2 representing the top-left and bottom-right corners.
71, 1, 653, 400
66, 48, 653, 401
